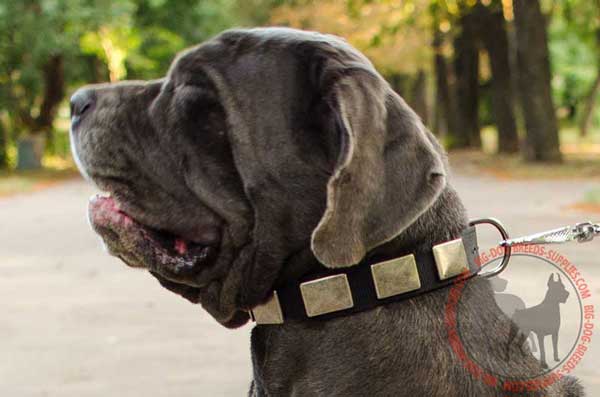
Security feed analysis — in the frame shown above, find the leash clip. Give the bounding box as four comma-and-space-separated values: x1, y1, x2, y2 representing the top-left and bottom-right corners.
574, 221, 600, 243
500, 221, 600, 247
470, 220, 599, 279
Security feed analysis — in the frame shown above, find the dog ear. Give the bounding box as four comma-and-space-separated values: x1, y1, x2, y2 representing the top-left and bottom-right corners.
310, 62, 446, 268
548, 273, 556, 286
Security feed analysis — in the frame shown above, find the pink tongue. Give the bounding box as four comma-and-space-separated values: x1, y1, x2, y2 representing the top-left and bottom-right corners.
174, 238, 188, 255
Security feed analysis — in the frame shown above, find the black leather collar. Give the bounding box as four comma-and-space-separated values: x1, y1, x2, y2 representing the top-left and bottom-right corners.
250, 225, 481, 324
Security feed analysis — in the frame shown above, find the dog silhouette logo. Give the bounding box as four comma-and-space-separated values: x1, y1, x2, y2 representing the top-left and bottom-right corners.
500, 273, 570, 368
448, 249, 593, 389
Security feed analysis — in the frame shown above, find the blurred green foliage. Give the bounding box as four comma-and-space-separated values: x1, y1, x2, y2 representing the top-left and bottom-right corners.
0, 0, 600, 171
0, 0, 280, 169
549, 0, 600, 121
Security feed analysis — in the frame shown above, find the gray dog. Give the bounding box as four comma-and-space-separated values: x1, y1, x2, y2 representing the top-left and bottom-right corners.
70, 28, 583, 396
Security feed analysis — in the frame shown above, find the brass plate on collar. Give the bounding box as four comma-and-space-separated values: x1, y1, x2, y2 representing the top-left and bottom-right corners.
251, 291, 284, 325
300, 274, 354, 317
433, 238, 469, 280
370, 254, 421, 299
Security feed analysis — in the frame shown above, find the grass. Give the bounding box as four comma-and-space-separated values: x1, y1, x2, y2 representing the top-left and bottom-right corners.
449, 126, 600, 180
448, 150, 600, 180
571, 187, 600, 213
450, 127, 600, 214
0, 156, 79, 198
583, 188, 600, 204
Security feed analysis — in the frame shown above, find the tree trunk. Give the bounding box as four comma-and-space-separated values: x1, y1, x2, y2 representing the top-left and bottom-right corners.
0, 120, 7, 169
36, 54, 65, 133
453, 9, 481, 148
513, 0, 562, 162
388, 73, 410, 99
579, 68, 600, 137
479, 1, 519, 153
433, 28, 458, 138
15, 54, 65, 170
411, 69, 429, 126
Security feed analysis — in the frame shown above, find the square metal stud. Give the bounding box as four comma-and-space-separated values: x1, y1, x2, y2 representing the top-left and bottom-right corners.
300, 274, 354, 317
251, 291, 284, 325
433, 238, 469, 280
370, 254, 421, 299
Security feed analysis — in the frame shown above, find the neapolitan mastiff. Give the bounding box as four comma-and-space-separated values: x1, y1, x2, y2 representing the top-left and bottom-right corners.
70, 28, 583, 396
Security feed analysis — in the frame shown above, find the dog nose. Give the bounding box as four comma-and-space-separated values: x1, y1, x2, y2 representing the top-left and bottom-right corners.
70, 88, 95, 119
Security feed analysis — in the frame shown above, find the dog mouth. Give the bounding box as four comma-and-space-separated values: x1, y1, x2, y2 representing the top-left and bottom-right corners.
88, 193, 218, 280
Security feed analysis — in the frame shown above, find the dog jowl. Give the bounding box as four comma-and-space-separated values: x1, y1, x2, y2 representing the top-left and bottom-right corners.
70, 28, 584, 396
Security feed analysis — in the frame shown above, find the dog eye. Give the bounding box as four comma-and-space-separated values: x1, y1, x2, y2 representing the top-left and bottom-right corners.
175, 85, 218, 114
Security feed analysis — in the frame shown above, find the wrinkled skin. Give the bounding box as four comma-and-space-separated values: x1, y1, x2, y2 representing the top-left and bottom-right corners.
71, 29, 351, 328
71, 28, 583, 396
72, 74, 254, 327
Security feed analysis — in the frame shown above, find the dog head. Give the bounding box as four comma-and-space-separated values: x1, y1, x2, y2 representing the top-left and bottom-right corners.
70, 28, 447, 328
547, 273, 569, 304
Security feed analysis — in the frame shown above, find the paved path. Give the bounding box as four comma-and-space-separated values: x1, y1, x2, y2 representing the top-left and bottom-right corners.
0, 171, 598, 396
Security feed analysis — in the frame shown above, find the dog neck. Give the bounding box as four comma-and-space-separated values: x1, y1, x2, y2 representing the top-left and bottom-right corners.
252, 186, 473, 325
248, 187, 580, 396
249, 187, 482, 395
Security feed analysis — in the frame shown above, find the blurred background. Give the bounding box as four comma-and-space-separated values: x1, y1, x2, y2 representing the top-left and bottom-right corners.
0, 0, 599, 395
2, 0, 600, 187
